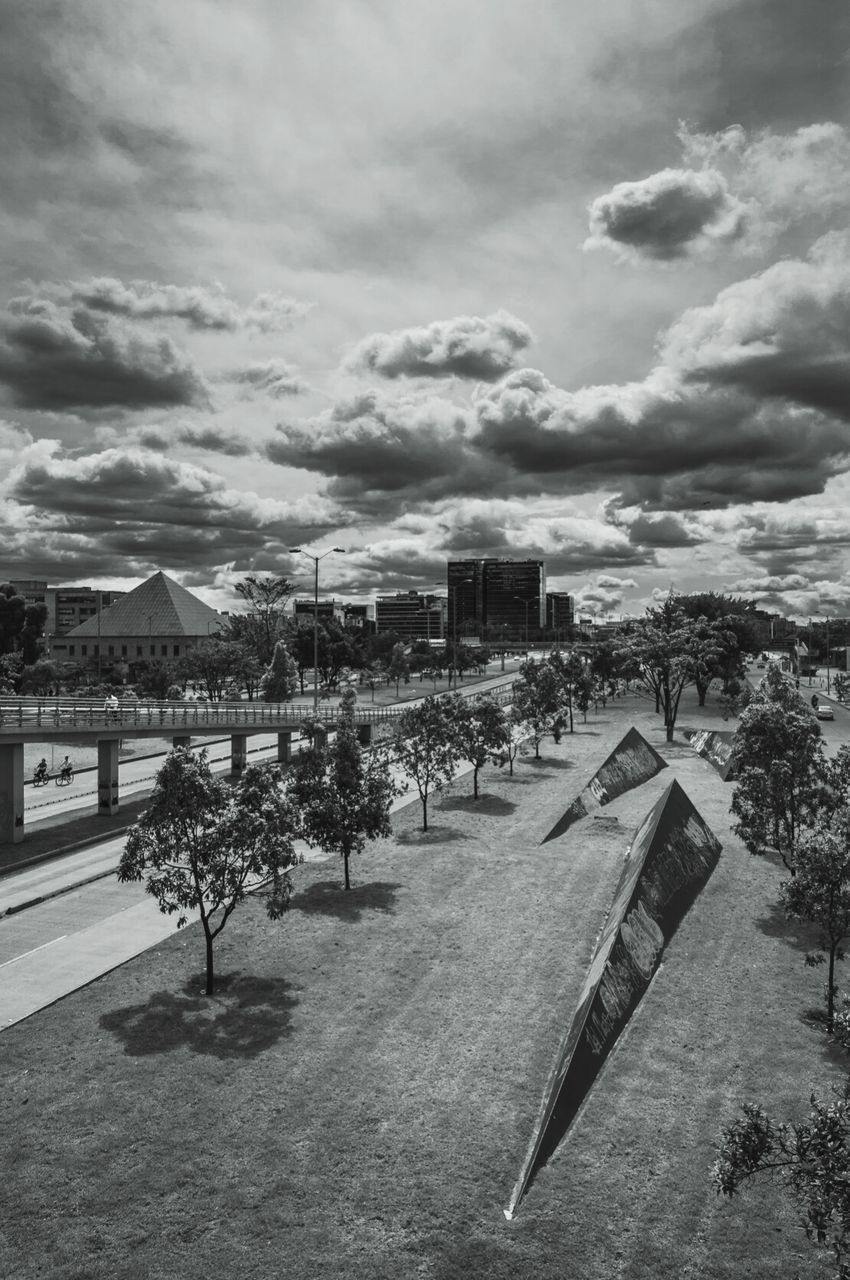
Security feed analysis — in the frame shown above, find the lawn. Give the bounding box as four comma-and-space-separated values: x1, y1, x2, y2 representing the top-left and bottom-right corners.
1, 689, 844, 1279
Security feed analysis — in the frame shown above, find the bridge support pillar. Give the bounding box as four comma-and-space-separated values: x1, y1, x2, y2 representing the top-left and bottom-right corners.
97, 739, 120, 816
277, 732, 292, 765
172, 735, 191, 750
231, 734, 248, 776
357, 723, 372, 747
0, 742, 25, 844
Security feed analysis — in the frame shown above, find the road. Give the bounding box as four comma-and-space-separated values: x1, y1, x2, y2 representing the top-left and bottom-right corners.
0, 672, 520, 1028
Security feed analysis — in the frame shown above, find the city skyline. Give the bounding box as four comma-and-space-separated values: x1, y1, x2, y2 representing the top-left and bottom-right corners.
1, 3, 849, 622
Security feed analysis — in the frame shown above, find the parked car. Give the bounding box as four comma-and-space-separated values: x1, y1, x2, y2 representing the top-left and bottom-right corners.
816, 705, 834, 720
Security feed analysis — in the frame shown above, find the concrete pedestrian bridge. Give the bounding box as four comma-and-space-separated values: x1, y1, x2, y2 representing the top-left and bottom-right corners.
0, 681, 515, 843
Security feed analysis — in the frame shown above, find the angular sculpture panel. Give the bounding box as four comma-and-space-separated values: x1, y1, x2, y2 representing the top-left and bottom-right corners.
505, 778, 721, 1218
541, 727, 668, 844
683, 728, 736, 780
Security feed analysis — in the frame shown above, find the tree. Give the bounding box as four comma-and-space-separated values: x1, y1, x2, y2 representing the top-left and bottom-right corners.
0, 584, 46, 660
446, 693, 510, 799
230, 575, 296, 667
181, 637, 242, 701
615, 600, 725, 741
496, 722, 527, 776
780, 816, 850, 1032
118, 749, 299, 994
510, 659, 567, 756
261, 639, 297, 702
731, 665, 826, 872
288, 689, 397, 890
834, 673, 849, 704
394, 695, 460, 831
714, 1083, 850, 1280
676, 592, 758, 700
134, 657, 180, 700
361, 661, 386, 702
387, 642, 410, 696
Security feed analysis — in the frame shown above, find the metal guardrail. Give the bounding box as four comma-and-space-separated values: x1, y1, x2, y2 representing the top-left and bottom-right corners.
0, 679, 517, 735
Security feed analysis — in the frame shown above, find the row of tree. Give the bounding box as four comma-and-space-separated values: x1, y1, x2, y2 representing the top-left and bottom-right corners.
715, 666, 850, 1277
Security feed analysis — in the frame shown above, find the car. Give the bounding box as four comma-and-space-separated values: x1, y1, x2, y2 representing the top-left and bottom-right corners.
816, 705, 834, 720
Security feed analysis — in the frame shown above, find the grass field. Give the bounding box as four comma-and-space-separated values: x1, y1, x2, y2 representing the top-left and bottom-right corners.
1, 689, 845, 1279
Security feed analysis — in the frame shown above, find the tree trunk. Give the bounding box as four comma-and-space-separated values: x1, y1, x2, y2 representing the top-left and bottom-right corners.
696, 680, 708, 707
828, 943, 837, 1031
421, 795, 428, 831
473, 765, 479, 799
204, 926, 215, 996
343, 849, 351, 891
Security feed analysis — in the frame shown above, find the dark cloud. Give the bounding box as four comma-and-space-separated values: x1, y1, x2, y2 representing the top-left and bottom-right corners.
0, 296, 209, 411
346, 311, 533, 381
136, 425, 254, 457
7, 447, 344, 579
229, 359, 307, 398
585, 167, 750, 260
621, 512, 701, 547
61, 279, 307, 332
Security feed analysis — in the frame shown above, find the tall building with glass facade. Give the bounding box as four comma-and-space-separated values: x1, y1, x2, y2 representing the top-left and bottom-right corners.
446, 560, 545, 639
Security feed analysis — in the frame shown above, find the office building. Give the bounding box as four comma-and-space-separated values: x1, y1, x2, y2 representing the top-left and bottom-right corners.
292, 599, 344, 627
48, 587, 125, 638
375, 591, 446, 640
545, 592, 574, 636
447, 559, 545, 639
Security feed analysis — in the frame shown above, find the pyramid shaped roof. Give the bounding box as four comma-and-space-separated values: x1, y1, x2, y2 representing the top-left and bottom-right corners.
66, 571, 222, 638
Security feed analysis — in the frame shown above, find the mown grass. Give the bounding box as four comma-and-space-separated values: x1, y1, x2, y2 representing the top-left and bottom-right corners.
0, 692, 844, 1280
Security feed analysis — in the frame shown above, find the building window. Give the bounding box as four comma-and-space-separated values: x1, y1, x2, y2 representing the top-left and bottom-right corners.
94, 644, 99, 657
121, 645, 127, 657
68, 645, 75, 657
161, 645, 168, 657
150, 645, 155, 657
81, 645, 87, 657
173, 645, 180, 657
108, 645, 114, 657
136, 646, 142, 657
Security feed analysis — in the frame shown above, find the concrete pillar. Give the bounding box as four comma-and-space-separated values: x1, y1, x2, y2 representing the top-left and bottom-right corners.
231, 733, 248, 776
277, 732, 292, 765
0, 742, 25, 844
97, 738, 120, 816
356, 723, 372, 747
313, 725, 328, 750
172, 735, 191, 749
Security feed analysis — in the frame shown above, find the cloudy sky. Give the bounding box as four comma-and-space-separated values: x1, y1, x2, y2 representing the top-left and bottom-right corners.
2, 0, 850, 619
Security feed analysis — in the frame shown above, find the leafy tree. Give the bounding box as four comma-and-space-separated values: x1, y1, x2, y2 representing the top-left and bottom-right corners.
18, 659, 59, 695
676, 592, 757, 699
731, 665, 826, 872
134, 657, 180, 700
834, 673, 849, 704
394, 695, 460, 830
288, 689, 397, 890
118, 749, 299, 994
714, 1083, 850, 1280
0, 584, 46, 660
496, 722, 527, 776
446, 692, 510, 799
615, 600, 726, 740
781, 816, 850, 1032
361, 661, 386, 702
387, 642, 410, 695
510, 658, 567, 755
181, 637, 242, 701
230, 574, 296, 667
261, 639, 298, 702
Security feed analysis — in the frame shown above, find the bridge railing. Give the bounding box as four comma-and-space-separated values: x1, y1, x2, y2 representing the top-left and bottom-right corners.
0, 679, 516, 734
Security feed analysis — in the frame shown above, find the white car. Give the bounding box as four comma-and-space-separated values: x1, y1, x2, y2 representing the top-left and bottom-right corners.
816, 705, 834, 720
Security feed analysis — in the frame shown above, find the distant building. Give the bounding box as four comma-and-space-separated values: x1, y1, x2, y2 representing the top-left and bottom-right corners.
751, 610, 798, 647
447, 559, 545, 638
51, 571, 223, 670
375, 591, 446, 640
292, 599, 344, 627
7, 579, 48, 605
342, 603, 375, 632
47, 587, 125, 639
545, 592, 574, 636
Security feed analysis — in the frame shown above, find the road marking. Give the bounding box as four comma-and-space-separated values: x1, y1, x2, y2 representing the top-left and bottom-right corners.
0, 934, 67, 968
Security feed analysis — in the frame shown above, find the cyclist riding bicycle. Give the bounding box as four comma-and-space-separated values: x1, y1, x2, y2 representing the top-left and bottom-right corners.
59, 755, 73, 780
33, 758, 48, 783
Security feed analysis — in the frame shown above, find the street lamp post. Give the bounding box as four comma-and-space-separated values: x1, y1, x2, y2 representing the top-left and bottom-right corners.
514, 596, 537, 648
290, 546, 346, 712
446, 579, 472, 690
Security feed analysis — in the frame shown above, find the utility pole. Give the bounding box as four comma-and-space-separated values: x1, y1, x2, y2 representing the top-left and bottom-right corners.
290, 547, 345, 712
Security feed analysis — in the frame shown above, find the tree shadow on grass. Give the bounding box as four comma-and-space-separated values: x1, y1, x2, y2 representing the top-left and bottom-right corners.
290, 878, 401, 921
100, 972, 297, 1059
524, 757, 575, 770
438, 794, 516, 816
755, 900, 821, 954
396, 825, 467, 846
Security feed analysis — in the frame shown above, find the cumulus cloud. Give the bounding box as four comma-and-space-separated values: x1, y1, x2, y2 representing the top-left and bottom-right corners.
54, 278, 309, 333
5, 446, 345, 578
584, 167, 752, 260
133, 424, 255, 457
228, 359, 307, 398
0, 295, 210, 410
660, 231, 850, 418
345, 310, 533, 381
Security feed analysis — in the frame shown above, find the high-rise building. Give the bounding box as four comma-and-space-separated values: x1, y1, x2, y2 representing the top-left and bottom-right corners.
292, 599, 344, 627
545, 592, 574, 636
375, 591, 446, 640
447, 559, 545, 639
48, 587, 125, 638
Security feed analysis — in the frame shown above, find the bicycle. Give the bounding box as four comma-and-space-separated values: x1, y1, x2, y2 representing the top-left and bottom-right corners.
56, 766, 74, 786
32, 769, 50, 787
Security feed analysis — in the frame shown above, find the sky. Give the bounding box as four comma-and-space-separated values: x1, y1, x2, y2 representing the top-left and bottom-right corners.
1, 0, 850, 620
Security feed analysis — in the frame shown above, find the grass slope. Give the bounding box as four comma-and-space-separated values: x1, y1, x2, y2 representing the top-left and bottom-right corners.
0, 691, 844, 1280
